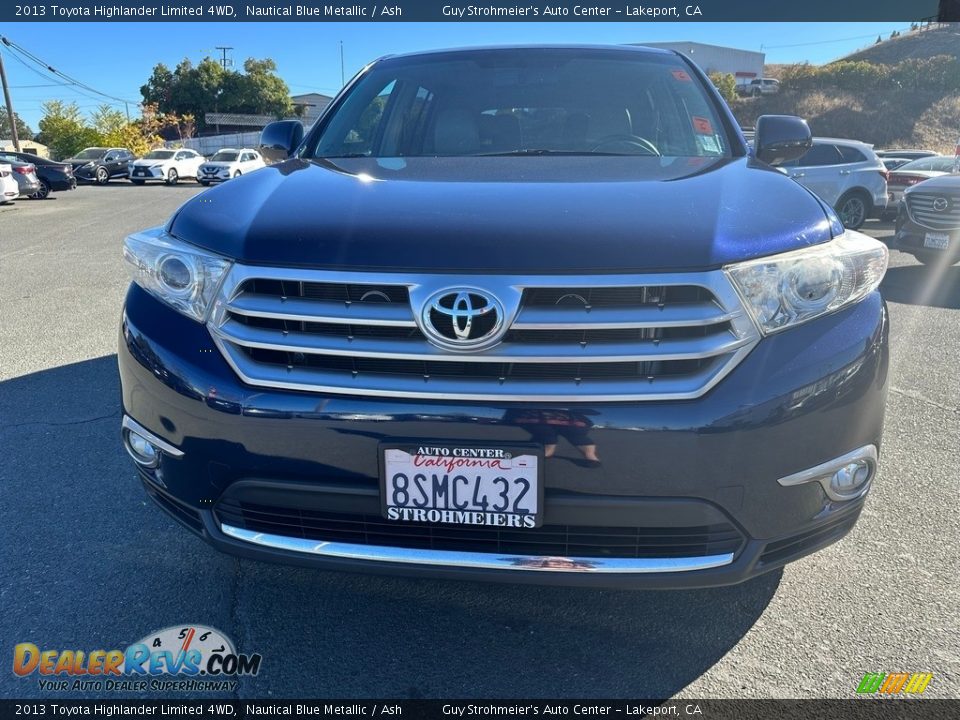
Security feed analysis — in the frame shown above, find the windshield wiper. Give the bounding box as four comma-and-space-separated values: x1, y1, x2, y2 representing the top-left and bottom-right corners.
477, 149, 624, 157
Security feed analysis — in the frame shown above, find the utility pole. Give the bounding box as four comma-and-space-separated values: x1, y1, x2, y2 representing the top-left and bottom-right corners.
340, 41, 345, 86
0, 48, 20, 151
215, 46, 234, 70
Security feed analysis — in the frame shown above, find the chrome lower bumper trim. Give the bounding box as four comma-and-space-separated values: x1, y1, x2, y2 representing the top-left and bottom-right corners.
219, 523, 736, 574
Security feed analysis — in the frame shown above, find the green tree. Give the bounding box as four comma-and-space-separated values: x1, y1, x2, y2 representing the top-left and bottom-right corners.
0, 108, 33, 141
140, 55, 292, 131
36, 101, 103, 159
709, 72, 739, 103
90, 105, 127, 137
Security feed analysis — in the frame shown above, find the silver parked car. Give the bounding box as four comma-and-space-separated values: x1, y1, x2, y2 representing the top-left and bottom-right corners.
780, 138, 888, 230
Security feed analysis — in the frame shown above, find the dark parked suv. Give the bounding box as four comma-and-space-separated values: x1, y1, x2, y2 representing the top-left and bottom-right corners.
119, 46, 890, 588
65, 147, 133, 184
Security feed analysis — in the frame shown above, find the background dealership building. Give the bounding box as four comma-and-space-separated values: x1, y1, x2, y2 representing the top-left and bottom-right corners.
635, 41, 766, 86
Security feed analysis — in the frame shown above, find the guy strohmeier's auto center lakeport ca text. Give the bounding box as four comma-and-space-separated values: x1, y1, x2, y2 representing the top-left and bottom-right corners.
19, 4, 705, 20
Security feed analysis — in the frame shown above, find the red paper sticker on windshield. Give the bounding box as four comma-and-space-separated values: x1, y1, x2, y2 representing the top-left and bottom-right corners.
692, 116, 713, 134
671, 70, 692, 82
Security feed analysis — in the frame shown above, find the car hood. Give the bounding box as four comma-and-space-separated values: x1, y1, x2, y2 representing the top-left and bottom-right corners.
200, 161, 236, 169
65, 158, 103, 166
169, 156, 836, 272
133, 158, 171, 167
904, 174, 960, 193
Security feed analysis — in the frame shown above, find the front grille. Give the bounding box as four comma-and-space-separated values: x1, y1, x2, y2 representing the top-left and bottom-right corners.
906, 192, 960, 230
216, 499, 745, 560
209, 267, 759, 401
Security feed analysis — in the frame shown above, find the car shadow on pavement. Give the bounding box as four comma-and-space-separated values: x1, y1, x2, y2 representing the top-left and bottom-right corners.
0, 356, 781, 700
880, 264, 960, 309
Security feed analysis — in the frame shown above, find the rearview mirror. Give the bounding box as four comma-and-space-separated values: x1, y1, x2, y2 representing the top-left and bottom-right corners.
754, 115, 811, 166
259, 120, 304, 163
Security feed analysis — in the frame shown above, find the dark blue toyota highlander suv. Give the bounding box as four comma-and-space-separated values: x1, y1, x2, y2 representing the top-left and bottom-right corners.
119, 46, 889, 587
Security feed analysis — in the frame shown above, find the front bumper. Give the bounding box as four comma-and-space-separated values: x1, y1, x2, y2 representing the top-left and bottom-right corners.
119, 284, 889, 587
894, 213, 960, 262
130, 166, 165, 180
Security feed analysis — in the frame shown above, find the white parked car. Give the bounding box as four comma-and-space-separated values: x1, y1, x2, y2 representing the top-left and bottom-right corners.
197, 149, 265, 185
0, 163, 18, 204
742, 78, 780, 96
779, 138, 888, 230
129, 149, 205, 185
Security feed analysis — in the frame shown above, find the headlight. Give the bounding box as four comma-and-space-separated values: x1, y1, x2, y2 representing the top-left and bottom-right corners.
725, 230, 887, 335
123, 228, 231, 322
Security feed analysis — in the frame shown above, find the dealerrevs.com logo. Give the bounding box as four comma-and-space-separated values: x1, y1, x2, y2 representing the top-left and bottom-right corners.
13, 625, 262, 693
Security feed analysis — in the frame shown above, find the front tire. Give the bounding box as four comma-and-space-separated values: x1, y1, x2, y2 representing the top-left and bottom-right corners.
95, 166, 110, 185
30, 180, 51, 199
166, 168, 179, 185
836, 191, 870, 230
232, 170, 241, 178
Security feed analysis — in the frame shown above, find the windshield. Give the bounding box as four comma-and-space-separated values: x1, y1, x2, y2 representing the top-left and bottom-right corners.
75, 148, 106, 159
309, 49, 732, 159
144, 150, 175, 160
211, 151, 239, 161
899, 156, 953, 172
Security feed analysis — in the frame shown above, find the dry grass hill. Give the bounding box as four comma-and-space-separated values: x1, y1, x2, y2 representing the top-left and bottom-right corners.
731, 24, 960, 153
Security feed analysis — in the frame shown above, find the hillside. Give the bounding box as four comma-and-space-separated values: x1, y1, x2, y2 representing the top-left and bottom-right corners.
843, 24, 960, 64
730, 25, 960, 153
733, 89, 960, 153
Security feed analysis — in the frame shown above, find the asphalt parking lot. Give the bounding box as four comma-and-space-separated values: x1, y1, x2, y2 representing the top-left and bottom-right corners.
1, 183, 958, 700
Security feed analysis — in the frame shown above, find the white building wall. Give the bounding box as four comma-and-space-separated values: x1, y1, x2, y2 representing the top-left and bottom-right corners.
635, 42, 765, 85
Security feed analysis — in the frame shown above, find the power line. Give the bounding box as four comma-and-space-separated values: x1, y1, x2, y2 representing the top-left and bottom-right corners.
761, 25, 915, 50
0, 44, 112, 106
0, 35, 138, 114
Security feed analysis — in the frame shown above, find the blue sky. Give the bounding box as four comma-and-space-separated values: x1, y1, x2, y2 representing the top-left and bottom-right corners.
2, 21, 909, 131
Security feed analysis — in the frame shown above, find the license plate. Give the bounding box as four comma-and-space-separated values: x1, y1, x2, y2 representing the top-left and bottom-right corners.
380, 443, 542, 528
924, 232, 950, 250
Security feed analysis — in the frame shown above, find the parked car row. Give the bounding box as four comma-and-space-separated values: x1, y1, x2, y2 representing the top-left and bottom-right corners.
762, 137, 949, 232
0, 145, 268, 205
0, 151, 47, 200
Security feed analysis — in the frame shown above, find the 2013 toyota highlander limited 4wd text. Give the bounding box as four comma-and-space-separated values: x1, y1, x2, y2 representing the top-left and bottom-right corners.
119, 46, 889, 588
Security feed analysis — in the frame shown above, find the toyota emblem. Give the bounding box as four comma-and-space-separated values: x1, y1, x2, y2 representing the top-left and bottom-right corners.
932, 197, 950, 212
421, 289, 504, 350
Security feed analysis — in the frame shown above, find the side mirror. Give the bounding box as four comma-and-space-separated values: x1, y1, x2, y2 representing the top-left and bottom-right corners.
754, 115, 812, 166
259, 120, 304, 163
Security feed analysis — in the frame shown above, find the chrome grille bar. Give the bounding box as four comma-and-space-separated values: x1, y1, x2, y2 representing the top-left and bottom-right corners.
513, 302, 740, 329
227, 292, 417, 327
906, 192, 960, 231
214, 340, 752, 402
212, 317, 752, 363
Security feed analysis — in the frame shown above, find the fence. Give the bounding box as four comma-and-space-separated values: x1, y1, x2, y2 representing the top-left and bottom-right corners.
164, 131, 262, 156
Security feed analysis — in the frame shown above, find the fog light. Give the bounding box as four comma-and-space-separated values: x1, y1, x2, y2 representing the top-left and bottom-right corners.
777, 445, 877, 502
121, 416, 184, 469
830, 461, 872, 498
125, 430, 160, 468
